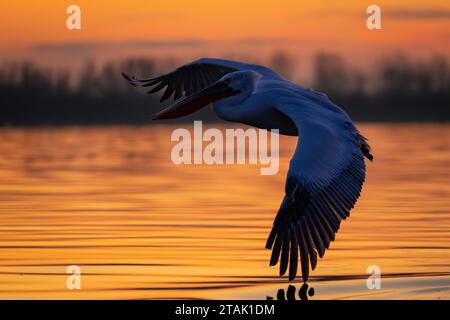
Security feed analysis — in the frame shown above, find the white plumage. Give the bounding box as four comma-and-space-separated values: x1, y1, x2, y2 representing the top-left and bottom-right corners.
123, 58, 373, 282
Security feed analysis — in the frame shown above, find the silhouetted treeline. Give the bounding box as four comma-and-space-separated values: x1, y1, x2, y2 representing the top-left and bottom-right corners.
312, 53, 450, 122
0, 53, 449, 125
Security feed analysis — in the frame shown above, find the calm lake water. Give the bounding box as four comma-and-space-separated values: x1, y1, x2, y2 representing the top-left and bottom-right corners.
0, 124, 449, 299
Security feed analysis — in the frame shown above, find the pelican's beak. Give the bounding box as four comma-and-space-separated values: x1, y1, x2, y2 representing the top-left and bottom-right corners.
151, 81, 239, 120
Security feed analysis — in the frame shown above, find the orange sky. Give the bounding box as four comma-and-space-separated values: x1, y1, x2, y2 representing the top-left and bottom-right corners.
1, 1, 449, 70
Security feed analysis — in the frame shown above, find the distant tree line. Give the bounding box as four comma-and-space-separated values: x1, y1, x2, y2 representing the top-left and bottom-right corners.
0, 53, 449, 125
311, 53, 450, 122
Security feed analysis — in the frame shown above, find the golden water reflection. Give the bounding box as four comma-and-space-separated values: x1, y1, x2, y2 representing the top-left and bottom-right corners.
0, 124, 449, 299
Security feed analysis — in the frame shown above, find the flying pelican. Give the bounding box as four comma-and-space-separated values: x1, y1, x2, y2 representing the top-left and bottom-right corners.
122, 58, 373, 282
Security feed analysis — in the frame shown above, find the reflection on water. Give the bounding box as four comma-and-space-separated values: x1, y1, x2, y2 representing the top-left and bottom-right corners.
0, 124, 448, 299
267, 284, 315, 301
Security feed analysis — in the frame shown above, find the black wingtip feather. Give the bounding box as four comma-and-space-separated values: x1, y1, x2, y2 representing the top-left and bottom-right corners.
265, 227, 277, 249
279, 231, 290, 276
299, 231, 310, 282
270, 233, 283, 266
288, 231, 298, 281
301, 222, 318, 270
147, 82, 166, 94
121, 72, 135, 85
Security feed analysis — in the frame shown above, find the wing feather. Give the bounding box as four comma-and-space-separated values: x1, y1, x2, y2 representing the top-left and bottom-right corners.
265, 98, 371, 282
301, 222, 318, 270
122, 57, 285, 102
289, 228, 299, 280
122, 60, 239, 102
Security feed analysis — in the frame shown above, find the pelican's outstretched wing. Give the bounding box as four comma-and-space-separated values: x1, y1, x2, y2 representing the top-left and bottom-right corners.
266, 97, 372, 281
122, 58, 282, 102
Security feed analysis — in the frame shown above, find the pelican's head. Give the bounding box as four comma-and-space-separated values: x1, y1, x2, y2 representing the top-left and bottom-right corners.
217, 70, 261, 105
151, 70, 261, 120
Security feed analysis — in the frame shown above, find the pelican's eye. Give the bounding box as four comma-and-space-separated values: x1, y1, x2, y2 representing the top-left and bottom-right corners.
223, 78, 231, 84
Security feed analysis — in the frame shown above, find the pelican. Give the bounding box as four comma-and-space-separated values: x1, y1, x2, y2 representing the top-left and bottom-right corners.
122, 58, 373, 282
